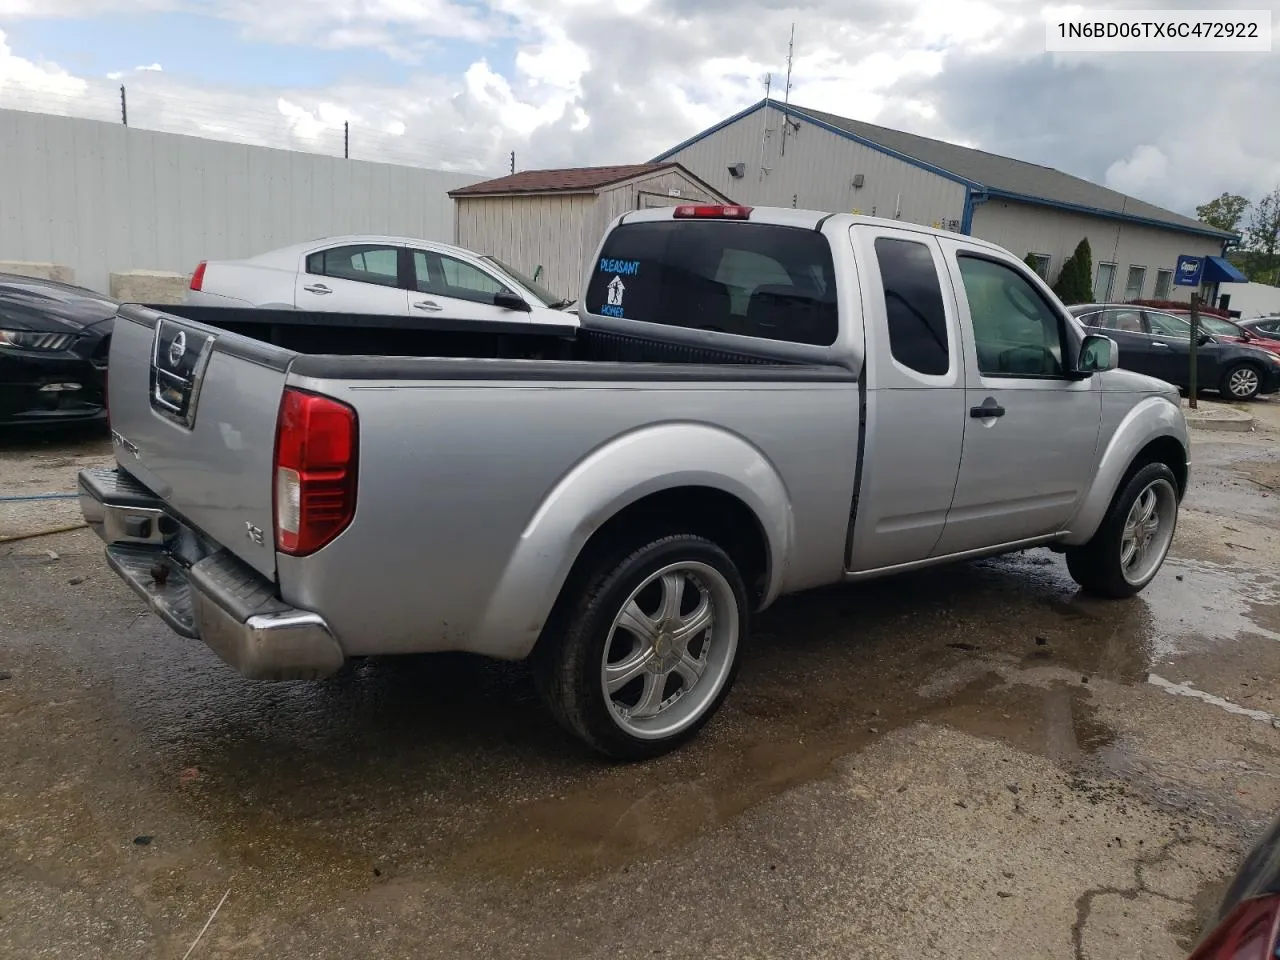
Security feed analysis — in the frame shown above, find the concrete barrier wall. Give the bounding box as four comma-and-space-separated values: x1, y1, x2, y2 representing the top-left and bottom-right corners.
0, 108, 482, 297
0, 261, 75, 284
109, 271, 188, 305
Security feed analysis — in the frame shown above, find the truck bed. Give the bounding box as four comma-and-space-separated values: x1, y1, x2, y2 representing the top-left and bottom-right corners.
149, 304, 794, 368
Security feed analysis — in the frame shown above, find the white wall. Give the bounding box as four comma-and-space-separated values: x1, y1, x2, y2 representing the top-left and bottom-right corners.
1216, 281, 1280, 318
0, 108, 480, 295
662, 104, 968, 224
971, 198, 1224, 302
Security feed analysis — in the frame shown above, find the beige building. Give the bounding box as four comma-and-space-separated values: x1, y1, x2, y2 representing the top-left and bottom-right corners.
654, 99, 1244, 304
450, 163, 731, 301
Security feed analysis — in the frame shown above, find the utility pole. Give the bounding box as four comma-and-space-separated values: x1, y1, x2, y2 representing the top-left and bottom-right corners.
510, 151, 515, 174
120, 85, 128, 126
1188, 292, 1200, 409
781, 23, 795, 156
343, 121, 349, 158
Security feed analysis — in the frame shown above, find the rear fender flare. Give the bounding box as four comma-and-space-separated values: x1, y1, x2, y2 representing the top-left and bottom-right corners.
1061, 396, 1188, 546
472, 422, 794, 660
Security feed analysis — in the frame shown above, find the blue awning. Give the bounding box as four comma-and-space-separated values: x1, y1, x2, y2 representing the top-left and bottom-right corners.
1204, 256, 1248, 283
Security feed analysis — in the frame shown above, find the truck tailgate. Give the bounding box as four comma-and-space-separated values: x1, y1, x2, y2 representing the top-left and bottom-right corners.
105, 305, 289, 579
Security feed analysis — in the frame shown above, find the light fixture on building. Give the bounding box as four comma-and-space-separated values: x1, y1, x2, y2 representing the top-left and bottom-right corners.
852, 173, 865, 189
727, 162, 746, 178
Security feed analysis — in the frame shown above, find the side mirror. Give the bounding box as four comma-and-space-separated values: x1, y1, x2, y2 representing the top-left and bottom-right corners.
1196, 333, 1213, 346
493, 291, 531, 312
1077, 333, 1119, 374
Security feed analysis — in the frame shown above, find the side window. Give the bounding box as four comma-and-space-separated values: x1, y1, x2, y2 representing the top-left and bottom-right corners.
581, 221, 838, 346
439, 255, 510, 303
957, 255, 1066, 377
1145, 311, 1191, 339
1098, 308, 1145, 333
305, 244, 400, 288
412, 250, 443, 295
874, 237, 949, 376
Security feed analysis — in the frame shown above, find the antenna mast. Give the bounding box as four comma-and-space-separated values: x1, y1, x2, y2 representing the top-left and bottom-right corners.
781, 23, 795, 156
758, 72, 773, 180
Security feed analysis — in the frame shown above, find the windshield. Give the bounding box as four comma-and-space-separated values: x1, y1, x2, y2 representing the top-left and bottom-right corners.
481, 256, 566, 307
1197, 315, 1241, 337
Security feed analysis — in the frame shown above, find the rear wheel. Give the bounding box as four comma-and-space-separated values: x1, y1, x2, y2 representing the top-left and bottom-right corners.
532, 534, 748, 760
1220, 362, 1262, 401
1066, 462, 1179, 599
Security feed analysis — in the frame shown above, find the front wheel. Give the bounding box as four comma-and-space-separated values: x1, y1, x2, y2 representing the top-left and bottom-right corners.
1220, 362, 1262, 401
532, 534, 748, 760
1066, 462, 1179, 599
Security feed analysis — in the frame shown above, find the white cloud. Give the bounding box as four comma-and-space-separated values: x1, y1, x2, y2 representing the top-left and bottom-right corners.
1, 0, 1279, 216
136, 62, 163, 72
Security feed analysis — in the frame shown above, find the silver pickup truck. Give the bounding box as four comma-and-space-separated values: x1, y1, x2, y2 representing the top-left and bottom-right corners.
81, 204, 1189, 759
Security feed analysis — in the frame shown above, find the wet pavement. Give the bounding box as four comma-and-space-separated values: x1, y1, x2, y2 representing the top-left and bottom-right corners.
1, 403, 1278, 959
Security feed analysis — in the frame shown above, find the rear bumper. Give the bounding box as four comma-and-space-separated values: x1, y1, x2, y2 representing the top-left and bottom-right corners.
79, 466, 345, 681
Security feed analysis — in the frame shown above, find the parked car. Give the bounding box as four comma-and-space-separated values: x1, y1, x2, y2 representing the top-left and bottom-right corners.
1068, 303, 1280, 401
82, 205, 1190, 759
0, 273, 115, 427
184, 236, 577, 326
1133, 307, 1280, 358
1188, 814, 1280, 958
1238, 316, 1280, 342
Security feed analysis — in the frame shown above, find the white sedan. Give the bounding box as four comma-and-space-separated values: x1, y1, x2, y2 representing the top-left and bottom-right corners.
184, 235, 577, 326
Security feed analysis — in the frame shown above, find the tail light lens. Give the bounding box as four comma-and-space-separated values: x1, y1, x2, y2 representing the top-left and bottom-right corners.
1189, 895, 1280, 960
189, 261, 207, 291
273, 388, 358, 556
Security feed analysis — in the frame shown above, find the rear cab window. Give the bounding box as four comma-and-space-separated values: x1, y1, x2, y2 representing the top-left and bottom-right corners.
584, 220, 838, 346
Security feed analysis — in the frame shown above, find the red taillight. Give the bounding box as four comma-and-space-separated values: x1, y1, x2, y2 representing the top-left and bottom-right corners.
672, 204, 753, 220
273, 388, 358, 556
189, 261, 207, 291
1189, 895, 1280, 960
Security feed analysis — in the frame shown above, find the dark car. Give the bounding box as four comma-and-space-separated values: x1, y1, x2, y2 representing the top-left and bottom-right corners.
1188, 814, 1280, 958
1238, 316, 1280, 343
0, 273, 116, 427
1068, 303, 1280, 401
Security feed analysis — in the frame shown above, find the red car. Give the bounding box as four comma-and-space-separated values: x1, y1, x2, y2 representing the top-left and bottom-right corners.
1188, 814, 1280, 958
1148, 308, 1280, 359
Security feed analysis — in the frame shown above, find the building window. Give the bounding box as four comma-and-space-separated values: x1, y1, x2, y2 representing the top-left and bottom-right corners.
1123, 265, 1147, 301
1027, 253, 1051, 279
1094, 261, 1117, 302
1153, 269, 1173, 299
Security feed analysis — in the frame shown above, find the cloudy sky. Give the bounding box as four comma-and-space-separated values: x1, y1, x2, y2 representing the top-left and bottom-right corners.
0, 0, 1277, 219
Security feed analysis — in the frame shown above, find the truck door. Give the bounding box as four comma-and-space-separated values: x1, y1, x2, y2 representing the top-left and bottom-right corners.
933, 244, 1102, 555
845, 226, 966, 571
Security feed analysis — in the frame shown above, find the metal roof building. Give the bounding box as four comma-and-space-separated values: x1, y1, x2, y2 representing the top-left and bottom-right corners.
655, 99, 1244, 304
450, 162, 730, 301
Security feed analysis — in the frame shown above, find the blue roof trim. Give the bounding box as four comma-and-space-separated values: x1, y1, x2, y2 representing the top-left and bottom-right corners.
653, 98, 980, 191
776, 104, 981, 190
982, 188, 1236, 241
651, 100, 770, 162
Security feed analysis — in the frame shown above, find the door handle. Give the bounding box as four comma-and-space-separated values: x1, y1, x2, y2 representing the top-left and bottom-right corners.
303, 283, 332, 295
413, 300, 443, 311
970, 398, 1005, 419
1152, 341, 1170, 348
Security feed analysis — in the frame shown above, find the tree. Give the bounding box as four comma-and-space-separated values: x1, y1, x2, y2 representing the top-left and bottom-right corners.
1244, 186, 1280, 285
1196, 192, 1250, 234
1052, 237, 1094, 304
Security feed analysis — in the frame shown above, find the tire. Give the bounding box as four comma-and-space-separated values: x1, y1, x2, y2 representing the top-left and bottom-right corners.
532, 534, 749, 761
1065, 462, 1179, 599
1220, 362, 1262, 401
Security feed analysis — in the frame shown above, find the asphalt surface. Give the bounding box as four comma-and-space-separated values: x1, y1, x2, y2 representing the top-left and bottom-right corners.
1, 403, 1278, 960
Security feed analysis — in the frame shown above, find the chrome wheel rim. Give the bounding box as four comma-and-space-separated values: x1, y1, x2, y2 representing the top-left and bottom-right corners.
1228, 367, 1259, 397
1120, 478, 1177, 586
601, 560, 739, 741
